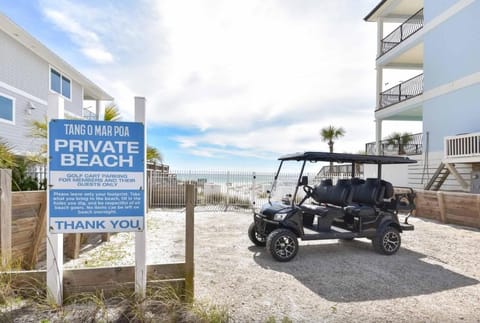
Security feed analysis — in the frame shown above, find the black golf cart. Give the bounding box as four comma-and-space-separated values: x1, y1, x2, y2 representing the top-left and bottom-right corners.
248, 152, 417, 262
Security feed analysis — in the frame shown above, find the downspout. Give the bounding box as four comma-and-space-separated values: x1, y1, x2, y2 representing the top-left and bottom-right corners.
375, 18, 384, 156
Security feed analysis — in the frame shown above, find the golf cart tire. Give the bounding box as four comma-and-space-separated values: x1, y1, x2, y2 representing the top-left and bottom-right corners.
248, 222, 266, 247
372, 226, 401, 255
266, 228, 299, 262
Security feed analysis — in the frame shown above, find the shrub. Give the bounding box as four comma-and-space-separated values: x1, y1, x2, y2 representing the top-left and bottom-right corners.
11, 157, 42, 191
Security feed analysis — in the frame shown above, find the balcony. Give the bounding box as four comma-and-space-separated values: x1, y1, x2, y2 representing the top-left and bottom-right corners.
379, 73, 423, 110
366, 133, 423, 156
315, 164, 364, 179
444, 133, 480, 163
82, 108, 96, 120
380, 9, 424, 57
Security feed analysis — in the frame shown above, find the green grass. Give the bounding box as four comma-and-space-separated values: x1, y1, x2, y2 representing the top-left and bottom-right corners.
80, 232, 132, 268
205, 193, 251, 208
0, 273, 231, 322
264, 316, 293, 323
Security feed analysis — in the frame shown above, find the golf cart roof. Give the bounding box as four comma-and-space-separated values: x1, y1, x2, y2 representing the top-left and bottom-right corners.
278, 151, 417, 164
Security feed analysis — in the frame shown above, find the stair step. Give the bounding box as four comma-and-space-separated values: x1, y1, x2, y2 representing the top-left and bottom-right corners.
425, 162, 451, 191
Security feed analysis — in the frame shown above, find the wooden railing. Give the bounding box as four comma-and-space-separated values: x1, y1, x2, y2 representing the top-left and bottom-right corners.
445, 133, 480, 160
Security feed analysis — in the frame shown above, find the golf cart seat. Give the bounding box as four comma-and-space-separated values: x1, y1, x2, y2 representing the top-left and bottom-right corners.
312, 179, 352, 207
382, 180, 394, 199
320, 178, 333, 186
300, 179, 332, 215
303, 179, 352, 231
345, 178, 385, 218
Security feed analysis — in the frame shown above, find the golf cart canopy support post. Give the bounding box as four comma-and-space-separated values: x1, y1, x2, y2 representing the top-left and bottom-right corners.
292, 160, 307, 205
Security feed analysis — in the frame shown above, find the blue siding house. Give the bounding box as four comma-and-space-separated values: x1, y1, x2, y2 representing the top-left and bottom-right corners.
365, 0, 480, 192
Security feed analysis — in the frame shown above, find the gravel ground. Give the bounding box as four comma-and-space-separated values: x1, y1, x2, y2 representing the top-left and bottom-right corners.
62, 209, 480, 322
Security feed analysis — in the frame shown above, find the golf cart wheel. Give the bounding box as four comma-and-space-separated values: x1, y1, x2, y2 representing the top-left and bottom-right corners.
266, 229, 299, 262
248, 222, 266, 247
372, 226, 401, 255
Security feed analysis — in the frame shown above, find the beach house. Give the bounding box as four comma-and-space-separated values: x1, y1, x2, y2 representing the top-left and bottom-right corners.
364, 0, 480, 193
0, 12, 112, 156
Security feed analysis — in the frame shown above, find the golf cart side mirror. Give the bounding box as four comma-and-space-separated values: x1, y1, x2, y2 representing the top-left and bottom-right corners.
300, 176, 308, 186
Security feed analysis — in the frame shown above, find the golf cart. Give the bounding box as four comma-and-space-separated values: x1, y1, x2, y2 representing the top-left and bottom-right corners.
248, 152, 417, 262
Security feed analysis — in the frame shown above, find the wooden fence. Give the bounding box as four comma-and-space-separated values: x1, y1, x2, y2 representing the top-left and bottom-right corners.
1, 175, 195, 300
415, 189, 480, 228
6, 263, 186, 299
0, 169, 109, 269
11, 190, 47, 269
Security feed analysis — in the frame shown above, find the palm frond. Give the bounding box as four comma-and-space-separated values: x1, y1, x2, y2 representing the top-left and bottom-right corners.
29, 116, 48, 139
104, 103, 121, 121
147, 145, 163, 163
0, 139, 16, 168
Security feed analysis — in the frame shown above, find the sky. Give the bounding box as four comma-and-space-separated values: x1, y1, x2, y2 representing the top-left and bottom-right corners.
1, 0, 422, 171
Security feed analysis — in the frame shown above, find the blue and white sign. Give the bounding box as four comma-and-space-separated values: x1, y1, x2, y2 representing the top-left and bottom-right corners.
48, 119, 145, 233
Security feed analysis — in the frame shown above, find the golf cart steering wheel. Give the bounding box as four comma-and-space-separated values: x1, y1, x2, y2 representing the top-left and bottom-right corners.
303, 184, 314, 197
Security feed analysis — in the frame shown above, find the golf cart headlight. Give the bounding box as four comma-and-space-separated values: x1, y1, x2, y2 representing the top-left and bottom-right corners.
273, 212, 288, 221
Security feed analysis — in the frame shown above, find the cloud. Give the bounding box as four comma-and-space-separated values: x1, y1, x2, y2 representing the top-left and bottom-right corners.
81, 2, 376, 114
38, 0, 409, 167
81, 48, 114, 64
172, 107, 377, 160
139, 0, 378, 131
177, 138, 197, 149
41, 3, 114, 64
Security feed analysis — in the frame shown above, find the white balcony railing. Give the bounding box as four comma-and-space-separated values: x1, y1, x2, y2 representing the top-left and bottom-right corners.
82, 108, 97, 120
444, 133, 480, 160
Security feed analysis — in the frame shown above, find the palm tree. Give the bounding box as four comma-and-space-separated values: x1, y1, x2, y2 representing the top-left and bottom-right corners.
386, 132, 412, 155
147, 145, 163, 165
320, 125, 345, 174
320, 125, 345, 153
0, 139, 15, 168
28, 116, 48, 164
27, 102, 117, 163
103, 102, 121, 121
30, 117, 48, 139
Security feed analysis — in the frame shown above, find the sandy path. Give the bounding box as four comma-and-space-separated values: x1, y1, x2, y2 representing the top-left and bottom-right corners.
65, 210, 480, 322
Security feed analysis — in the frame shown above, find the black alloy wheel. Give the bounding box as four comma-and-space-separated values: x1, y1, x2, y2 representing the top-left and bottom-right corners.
266, 229, 299, 262
248, 222, 266, 247
373, 226, 401, 255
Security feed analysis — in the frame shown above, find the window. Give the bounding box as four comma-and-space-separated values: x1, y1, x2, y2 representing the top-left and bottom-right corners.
51, 69, 61, 93
61, 76, 71, 98
0, 94, 15, 124
50, 68, 71, 99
